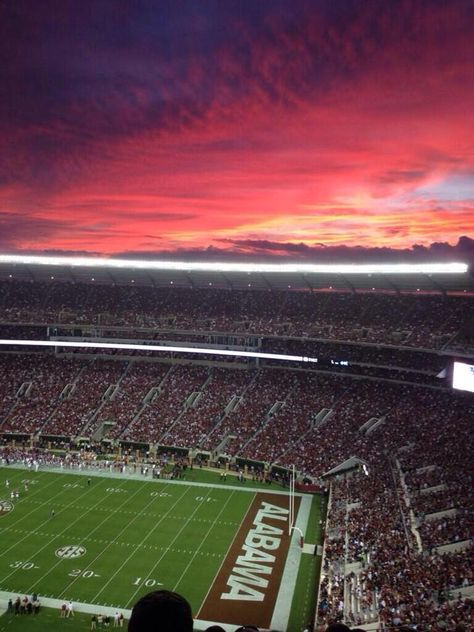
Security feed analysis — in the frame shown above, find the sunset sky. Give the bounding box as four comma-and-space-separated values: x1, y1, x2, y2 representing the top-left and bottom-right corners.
1, 0, 473, 260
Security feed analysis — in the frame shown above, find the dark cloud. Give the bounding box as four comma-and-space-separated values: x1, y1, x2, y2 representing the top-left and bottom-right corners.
376, 170, 428, 186
0, 212, 80, 248
0, 212, 129, 249
2, 0, 471, 135
212, 237, 474, 264
56, 204, 198, 222
6, 237, 473, 269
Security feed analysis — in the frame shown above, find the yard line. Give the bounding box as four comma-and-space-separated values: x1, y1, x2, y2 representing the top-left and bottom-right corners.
195, 491, 256, 620
94, 486, 213, 606
19, 498, 239, 525
59, 481, 194, 599
0, 469, 75, 530
122, 487, 215, 609
0, 471, 107, 560
24, 477, 149, 594
172, 491, 236, 593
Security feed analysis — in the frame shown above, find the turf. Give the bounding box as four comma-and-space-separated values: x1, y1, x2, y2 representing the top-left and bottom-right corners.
0, 467, 254, 613
0, 466, 322, 631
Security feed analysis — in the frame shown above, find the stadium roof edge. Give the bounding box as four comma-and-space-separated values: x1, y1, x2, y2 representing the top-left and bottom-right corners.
0, 254, 472, 294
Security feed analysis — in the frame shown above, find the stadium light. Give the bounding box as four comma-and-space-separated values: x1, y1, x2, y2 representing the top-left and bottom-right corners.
0, 254, 468, 275
0, 339, 319, 364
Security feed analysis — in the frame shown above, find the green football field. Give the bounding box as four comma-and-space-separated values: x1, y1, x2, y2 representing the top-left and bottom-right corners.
0, 466, 322, 631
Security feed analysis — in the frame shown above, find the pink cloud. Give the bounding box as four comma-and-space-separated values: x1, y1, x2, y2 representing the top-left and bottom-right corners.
0, 1, 472, 254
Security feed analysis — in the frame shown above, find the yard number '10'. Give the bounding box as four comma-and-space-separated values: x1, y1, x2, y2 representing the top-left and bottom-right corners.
133, 578, 161, 587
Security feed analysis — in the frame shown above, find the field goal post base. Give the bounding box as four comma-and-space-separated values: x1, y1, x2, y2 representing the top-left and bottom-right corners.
290, 525, 304, 548
288, 463, 303, 547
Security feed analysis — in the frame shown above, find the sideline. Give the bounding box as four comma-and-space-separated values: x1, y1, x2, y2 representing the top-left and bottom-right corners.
1, 462, 305, 497
0, 590, 250, 631
0, 590, 131, 618
271, 494, 312, 631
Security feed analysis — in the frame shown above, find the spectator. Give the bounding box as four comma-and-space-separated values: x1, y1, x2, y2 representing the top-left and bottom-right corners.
128, 590, 193, 632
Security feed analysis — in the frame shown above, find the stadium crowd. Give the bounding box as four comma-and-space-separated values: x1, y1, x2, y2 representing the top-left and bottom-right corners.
316, 385, 473, 630
1, 279, 473, 350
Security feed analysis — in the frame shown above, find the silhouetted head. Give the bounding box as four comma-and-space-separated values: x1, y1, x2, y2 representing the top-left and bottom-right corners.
128, 590, 193, 632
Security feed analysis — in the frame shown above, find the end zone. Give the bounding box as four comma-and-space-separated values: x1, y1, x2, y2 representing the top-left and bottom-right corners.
197, 492, 301, 629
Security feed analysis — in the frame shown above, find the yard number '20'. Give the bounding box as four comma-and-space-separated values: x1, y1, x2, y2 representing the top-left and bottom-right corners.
68, 569, 99, 578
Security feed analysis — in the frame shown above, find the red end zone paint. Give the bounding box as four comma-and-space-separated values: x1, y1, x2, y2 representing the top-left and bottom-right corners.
197, 491, 301, 628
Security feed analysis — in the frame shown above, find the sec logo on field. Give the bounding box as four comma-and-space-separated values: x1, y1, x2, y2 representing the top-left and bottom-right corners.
55, 545, 86, 559
0, 500, 14, 516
